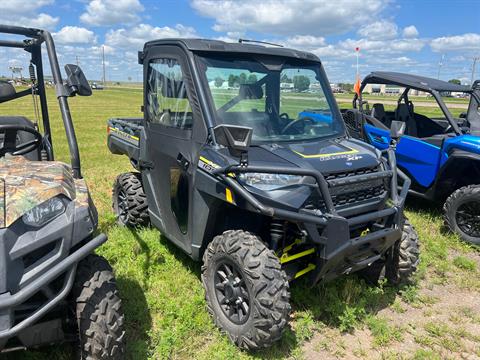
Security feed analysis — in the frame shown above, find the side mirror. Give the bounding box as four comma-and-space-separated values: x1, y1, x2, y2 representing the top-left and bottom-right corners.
64, 64, 92, 96
390, 120, 406, 141
214, 124, 253, 160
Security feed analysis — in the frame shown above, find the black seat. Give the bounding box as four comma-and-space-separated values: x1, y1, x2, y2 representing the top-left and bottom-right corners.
395, 103, 418, 137
371, 103, 388, 126
0, 116, 41, 160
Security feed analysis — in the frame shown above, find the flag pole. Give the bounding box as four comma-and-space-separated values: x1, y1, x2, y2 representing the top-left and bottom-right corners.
354, 47, 362, 110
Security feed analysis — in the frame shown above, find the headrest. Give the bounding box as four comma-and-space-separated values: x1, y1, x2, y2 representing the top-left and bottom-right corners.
396, 103, 410, 116
0, 81, 16, 101
239, 83, 263, 100
371, 103, 386, 119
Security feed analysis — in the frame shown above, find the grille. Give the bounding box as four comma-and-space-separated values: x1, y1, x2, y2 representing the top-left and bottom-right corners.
305, 166, 387, 211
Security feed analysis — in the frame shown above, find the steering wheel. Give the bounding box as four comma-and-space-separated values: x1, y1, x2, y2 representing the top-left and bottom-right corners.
0, 125, 42, 157
281, 116, 315, 135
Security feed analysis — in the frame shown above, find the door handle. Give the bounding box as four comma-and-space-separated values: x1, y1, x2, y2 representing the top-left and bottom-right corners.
176, 153, 190, 171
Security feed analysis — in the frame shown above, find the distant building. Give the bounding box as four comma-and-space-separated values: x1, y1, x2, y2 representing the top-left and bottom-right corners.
280, 82, 294, 91
330, 83, 342, 93
208, 79, 229, 89
363, 83, 429, 96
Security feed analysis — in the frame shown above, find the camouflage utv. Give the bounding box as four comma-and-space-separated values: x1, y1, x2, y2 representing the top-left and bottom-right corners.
0, 25, 125, 358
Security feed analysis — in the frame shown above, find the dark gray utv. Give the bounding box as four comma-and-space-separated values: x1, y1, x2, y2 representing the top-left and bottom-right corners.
0, 25, 125, 358
107, 38, 420, 350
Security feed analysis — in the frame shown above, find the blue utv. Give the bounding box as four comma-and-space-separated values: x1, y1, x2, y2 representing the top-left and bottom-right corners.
343, 72, 480, 244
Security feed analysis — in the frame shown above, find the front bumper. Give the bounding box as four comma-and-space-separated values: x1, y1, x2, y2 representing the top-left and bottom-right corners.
0, 233, 106, 345
214, 148, 410, 283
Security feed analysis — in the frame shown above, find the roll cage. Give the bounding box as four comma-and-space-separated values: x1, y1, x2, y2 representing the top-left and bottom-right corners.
0, 25, 83, 178
353, 72, 480, 136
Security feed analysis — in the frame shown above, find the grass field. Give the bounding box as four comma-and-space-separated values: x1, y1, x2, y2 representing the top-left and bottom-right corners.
0, 88, 479, 359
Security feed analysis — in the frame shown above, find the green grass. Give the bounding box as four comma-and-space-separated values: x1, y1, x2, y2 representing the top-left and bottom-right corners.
0, 88, 479, 359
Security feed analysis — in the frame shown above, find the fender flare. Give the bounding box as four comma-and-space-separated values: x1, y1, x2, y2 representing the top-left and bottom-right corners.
432, 149, 480, 198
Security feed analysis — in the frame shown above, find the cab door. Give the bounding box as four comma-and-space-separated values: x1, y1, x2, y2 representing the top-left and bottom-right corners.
140, 47, 204, 254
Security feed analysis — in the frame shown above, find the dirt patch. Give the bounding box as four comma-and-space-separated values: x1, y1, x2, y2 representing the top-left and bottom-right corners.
302, 252, 480, 359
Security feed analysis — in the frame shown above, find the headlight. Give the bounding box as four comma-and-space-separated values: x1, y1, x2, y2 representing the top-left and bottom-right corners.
22, 196, 66, 227
238, 173, 304, 191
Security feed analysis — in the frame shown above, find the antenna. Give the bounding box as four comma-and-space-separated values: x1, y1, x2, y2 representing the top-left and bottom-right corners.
238, 39, 283, 47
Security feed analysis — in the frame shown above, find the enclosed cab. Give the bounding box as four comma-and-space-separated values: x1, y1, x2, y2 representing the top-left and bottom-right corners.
108, 39, 419, 349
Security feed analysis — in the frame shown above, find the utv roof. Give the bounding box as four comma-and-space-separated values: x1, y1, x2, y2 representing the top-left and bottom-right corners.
144, 38, 320, 62
362, 71, 471, 93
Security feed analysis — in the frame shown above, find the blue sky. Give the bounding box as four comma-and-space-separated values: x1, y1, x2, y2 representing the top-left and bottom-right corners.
1, 0, 479, 84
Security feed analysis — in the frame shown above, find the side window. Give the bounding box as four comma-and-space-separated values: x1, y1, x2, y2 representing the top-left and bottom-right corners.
146, 58, 193, 129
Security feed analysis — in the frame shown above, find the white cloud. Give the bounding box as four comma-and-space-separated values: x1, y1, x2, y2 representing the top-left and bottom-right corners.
357, 20, 398, 40
191, 0, 388, 36
106, 24, 197, 50
339, 37, 425, 54
0, 0, 53, 15
90, 45, 115, 55
403, 25, 419, 38
54, 26, 97, 45
430, 33, 480, 52
283, 35, 326, 48
0, 1, 58, 30
29, 13, 59, 30
80, 0, 144, 26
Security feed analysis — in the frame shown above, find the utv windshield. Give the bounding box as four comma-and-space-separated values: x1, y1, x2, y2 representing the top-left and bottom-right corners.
198, 55, 344, 142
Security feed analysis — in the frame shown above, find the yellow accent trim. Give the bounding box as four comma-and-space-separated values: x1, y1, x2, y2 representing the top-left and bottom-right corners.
281, 238, 303, 255
294, 263, 316, 279
280, 248, 315, 264
360, 228, 371, 236
225, 188, 234, 204
292, 148, 359, 159
109, 127, 139, 141
199, 156, 220, 168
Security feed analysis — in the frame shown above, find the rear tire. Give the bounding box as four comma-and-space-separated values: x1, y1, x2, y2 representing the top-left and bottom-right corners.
73, 255, 126, 359
202, 230, 291, 350
358, 220, 420, 285
112, 172, 149, 227
443, 185, 480, 245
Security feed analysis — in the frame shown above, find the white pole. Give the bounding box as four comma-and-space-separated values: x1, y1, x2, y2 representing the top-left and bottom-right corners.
437, 54, 445, 79
356, 48, 359, 79
472, 57, 479, 85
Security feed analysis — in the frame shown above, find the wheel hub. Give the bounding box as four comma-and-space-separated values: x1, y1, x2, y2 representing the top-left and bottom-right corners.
117, 189, 129, 223
214, 260, 250, 325
456, 200, 480, 238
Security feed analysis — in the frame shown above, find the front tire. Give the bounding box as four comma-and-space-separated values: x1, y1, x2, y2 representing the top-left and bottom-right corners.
443, 185, 480, 245
202, 230, 291, 350
358, 220, 420, 285
73, 255, 126, 359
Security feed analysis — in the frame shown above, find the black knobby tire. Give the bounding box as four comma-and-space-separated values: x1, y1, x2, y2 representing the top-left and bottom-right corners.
443, 185, 480, 245
202, 230, 291, 350
73, 254, 126, 359
358, 220, 420, 286
388, 220, 420, 285
112, 172, 149, 227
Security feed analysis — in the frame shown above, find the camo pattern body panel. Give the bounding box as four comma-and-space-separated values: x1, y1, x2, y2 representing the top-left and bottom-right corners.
74, 178, 90, 208
0, 156, 76, 227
